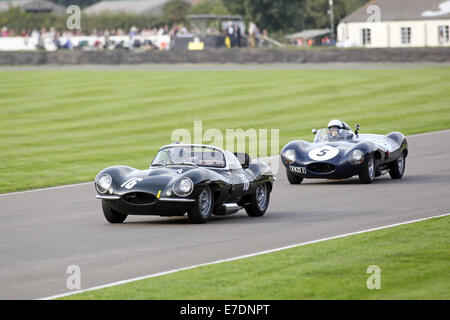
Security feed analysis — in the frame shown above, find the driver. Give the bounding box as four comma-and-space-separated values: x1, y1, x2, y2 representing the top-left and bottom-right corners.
327, 119, 345, 138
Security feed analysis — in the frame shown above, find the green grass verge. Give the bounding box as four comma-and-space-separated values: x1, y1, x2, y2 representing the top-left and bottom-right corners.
62, 215, 450, 300
1, 68, 450, 193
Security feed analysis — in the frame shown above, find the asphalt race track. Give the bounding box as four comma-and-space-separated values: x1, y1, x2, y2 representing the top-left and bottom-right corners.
0, 130, 449, 300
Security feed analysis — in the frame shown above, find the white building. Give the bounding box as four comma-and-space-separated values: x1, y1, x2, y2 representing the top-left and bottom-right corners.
337, 0, 450, 47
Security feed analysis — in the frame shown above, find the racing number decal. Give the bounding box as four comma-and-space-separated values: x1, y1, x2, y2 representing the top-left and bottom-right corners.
121, 177, 143, 189
308, 146, 339, 161
238, 174, 250, 191
316, 148, 330, 157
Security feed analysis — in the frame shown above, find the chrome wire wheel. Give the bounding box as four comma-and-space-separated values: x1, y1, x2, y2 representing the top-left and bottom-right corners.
198, 188, 212, 216
397, 156, 405, 173
368, 157, 375, 179
256, 184, 268, 211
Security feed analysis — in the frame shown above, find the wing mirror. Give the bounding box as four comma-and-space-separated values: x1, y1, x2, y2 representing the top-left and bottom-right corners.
312, 129, 318, 135
355, 124, 360, 136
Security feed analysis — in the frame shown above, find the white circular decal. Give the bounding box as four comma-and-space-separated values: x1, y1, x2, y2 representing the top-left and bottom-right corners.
308, 146, 339, 161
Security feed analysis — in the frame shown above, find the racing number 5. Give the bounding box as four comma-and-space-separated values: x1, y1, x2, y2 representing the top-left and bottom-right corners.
316, 148, 330, 157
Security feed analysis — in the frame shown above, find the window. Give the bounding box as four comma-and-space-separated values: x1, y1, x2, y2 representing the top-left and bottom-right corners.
152, 146, 226, 168
401, 27, 411, 44
438, 26, 449, 43
362, 28, 371, 45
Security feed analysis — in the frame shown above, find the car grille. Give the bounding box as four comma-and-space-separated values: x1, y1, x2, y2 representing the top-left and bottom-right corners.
307, 163, 336, 174
123, 192, 157, 205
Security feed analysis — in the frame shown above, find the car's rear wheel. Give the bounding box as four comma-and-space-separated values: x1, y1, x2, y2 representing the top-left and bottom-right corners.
102, 201, 127, 223
188, 186, 213, 224
359, 155, 375, 184
286, 168, 304, 184
245, 183, 270, 217
389, 153, 406, 179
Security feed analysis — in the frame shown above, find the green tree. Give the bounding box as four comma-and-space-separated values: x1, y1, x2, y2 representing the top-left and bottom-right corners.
223, 0, 308, 33
303, 0, 370, 30
189, 0, 229, 15
221, 0, 246, 16
0, 7, 66, 33
161, 0, 191, 25
243, 0, 305, 33
223, 0, 370, 33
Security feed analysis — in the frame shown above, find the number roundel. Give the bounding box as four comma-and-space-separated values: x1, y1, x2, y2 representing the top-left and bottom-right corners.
308, 146, 339, 161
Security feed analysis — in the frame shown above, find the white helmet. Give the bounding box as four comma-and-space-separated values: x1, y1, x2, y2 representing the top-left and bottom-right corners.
328, 119, 343, 129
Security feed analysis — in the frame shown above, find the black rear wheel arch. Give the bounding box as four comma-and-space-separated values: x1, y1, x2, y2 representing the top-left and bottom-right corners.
373, 150, 382, 161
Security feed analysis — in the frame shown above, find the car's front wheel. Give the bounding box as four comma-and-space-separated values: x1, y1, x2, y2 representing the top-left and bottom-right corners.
245, 183, 270, 217
102, 201, 127, 223
389, 153, 406, 179
188, 186, 213, 224
359, 155, 375, 184
286, 168, 304, 184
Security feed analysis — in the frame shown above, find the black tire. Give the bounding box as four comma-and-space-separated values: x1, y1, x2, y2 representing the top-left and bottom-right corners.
359, 155, 375, 184
102, 201, 127, 223
389, 153, 406, 179
245, 183, 270, 217
188, 186, 213, 224
286, 168, 304, 184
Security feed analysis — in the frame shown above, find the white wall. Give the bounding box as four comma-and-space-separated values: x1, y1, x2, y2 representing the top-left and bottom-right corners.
0, 37, 38, 51
0, 35, 172, 51
337, 19, 450, 48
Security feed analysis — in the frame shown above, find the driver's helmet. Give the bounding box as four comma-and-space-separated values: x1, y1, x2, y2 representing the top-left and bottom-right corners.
327, 119, 344, 137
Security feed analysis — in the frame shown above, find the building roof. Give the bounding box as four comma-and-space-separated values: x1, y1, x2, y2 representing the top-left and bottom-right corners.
84, 0, 167, 15
186, 14, 243, 21
341, 0, 450, 23
84, 0, 198, 15
286, 29, 332, 40
0, 0, 65, 14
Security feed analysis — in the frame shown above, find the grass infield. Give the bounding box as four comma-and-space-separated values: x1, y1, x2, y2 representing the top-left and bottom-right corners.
62, 215, 449, 300
1, 68, 449, 193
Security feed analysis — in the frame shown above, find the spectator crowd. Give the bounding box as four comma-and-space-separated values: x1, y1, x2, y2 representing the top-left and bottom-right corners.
0, 21, 271, 51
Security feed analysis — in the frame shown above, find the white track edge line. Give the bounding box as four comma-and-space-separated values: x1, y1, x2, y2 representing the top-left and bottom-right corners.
0, 182, 93, 197
39, 212, 450, 300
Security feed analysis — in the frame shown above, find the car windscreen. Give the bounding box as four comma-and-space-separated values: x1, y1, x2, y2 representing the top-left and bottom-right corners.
314, 128, 354, 142
152, 146, 226, 168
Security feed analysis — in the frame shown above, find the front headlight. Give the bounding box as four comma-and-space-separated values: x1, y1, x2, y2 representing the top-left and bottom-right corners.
349, 150, 364, 165
96, 174, 112, 194
283, 149, 296, 165
173, 178, 193, 197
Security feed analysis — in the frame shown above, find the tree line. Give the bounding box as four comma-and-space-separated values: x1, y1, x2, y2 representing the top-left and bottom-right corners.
221, 0, 370, 33
0, 0, 369, 35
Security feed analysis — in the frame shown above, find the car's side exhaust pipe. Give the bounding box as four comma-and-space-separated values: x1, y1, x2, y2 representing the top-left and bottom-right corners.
214, 203, 242, 215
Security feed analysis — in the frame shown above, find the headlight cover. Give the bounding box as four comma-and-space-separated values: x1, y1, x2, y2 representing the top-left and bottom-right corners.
173, 178, 193, 197
283, 149, 296, 165
348, 149, 364, 165
96, 174, 112, 194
